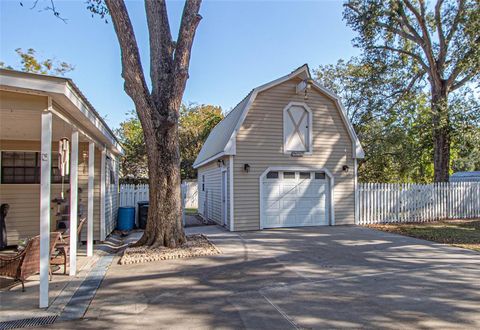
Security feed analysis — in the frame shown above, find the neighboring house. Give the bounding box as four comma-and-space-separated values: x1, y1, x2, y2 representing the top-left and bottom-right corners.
0, 69, 123, 244
450, 171, 480, 182
193, 65, 364, 231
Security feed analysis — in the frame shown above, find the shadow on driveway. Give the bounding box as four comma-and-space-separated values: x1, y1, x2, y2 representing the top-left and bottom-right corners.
49, 226, 480, 329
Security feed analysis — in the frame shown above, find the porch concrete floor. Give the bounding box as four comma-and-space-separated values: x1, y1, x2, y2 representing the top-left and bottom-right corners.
47, 225, 480, 329
0, 247, 95, 322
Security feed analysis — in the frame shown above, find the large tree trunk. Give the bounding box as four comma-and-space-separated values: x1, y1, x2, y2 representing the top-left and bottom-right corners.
136, 116, 185, 248
105, 0, 201, 248
431, 84, 450, 182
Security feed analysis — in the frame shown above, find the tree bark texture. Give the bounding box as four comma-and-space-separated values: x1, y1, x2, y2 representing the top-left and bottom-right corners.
105, 0, 202, 247
431, 84, 450, 182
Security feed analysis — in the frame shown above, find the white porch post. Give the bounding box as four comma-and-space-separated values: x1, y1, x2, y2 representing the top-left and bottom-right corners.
100, 147, 106, 241
39, 107, 52, 308
69, 130, 79, 276
87, 142, 95, 257
354, 158, 359, 225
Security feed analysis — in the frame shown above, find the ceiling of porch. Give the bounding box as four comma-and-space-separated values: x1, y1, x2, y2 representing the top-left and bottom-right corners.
0, 108, 91, 142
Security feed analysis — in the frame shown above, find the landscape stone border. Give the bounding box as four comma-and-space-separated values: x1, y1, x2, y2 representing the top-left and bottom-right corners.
119, 234, 221, 265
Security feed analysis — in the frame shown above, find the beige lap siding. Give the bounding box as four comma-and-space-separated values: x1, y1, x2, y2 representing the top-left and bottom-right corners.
197, 157, 229, 225
0, 139, 103, 243
233, 77, 355, 230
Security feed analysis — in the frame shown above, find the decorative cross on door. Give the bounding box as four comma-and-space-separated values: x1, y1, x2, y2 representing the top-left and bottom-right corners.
285, 106, 309, 151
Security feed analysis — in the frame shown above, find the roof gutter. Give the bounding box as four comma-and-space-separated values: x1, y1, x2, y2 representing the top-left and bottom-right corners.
193, 151, 226, 169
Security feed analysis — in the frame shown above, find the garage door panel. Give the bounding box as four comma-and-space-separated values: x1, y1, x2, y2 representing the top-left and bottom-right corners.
264, 200, 281, 212
297, 198, 315, 209
281, 183, 298, 196
264, 183, 281, 198
262, 171, 329, 228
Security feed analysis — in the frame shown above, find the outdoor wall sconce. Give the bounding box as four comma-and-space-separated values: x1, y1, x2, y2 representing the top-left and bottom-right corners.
243, 164, 250, 173
342, 165, 350, 173
296, 78, 314, 100
217, 159, 225, 167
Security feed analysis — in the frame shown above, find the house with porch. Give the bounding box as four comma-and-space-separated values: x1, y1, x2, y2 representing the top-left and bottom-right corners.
0, 69, 123, 307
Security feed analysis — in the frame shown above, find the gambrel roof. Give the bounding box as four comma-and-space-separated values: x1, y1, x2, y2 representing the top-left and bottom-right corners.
193, 64, 364, 169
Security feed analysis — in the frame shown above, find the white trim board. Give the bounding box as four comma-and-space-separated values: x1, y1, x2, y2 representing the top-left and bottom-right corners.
229, 155, 234, 231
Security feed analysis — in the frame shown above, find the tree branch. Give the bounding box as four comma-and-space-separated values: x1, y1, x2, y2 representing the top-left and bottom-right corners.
447, 35, 480, 87
435, 0, 447, 69
370, 45, 430, 72
401, 0, 437, 76
445, 0, 466, 45
145, 0, 174, 100
388, 69, 425, 100
396, 2, 425, 45
172, 0, 202, 98
105, 0, 153, 127
451, 71, 480, 91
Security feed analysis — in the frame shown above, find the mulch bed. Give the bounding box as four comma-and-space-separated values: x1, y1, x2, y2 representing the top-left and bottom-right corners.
119, 234, 220, 265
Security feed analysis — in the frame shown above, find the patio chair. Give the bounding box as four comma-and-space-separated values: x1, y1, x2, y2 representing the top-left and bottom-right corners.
51, 217, 87, 274
0, 232, 61, 291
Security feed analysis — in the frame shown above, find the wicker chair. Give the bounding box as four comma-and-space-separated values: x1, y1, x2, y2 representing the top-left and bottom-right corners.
0, 232, 61, 291
51, 217, 87, 274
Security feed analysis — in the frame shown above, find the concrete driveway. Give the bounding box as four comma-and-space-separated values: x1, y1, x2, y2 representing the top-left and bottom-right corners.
53, 226, 480, 329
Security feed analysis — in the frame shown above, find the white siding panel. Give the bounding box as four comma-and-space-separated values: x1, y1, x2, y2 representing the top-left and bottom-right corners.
197, 157, 229, 225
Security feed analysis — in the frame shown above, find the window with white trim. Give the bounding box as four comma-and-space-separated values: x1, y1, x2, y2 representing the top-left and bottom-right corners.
0, 151, 69, 184
283, 103, 312, 153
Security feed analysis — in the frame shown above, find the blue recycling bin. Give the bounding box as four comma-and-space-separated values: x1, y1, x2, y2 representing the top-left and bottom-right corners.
117, 206, 135, 231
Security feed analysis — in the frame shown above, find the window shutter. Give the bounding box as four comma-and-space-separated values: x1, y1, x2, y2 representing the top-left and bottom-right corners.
284, 105, 309, 152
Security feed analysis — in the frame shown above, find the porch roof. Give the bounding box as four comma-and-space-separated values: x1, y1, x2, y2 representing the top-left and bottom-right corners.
0, 69, 123, 155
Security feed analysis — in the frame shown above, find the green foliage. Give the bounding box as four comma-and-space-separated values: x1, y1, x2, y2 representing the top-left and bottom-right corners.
0, 48, 74, 75
450, 92, 480, 172
179, 104, 223, 180
116, 104, 223, 181
340, 0, 480, 182
115, 110, 147, 180
344, 0, 480, 89
315, 57, 480, 183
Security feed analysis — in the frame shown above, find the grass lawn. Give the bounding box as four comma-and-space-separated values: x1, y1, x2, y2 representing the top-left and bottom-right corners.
185, 208, 198, 215
368, 219, 480, 252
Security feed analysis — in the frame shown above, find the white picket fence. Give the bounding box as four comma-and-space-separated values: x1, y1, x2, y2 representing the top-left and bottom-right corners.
181, 181, 198, 208
357, 182, 480, 225
119, 182, 198, 224
119, 184, 149, 208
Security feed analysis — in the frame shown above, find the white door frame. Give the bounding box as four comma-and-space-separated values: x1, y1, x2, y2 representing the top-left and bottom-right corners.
259, 166, 335, 229
221, 167, 228, 227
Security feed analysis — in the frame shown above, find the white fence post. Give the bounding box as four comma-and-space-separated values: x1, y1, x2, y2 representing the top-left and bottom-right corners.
357, 182, 480, 225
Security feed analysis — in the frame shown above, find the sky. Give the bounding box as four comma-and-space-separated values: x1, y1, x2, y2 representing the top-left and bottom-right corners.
0, 0, 360, 129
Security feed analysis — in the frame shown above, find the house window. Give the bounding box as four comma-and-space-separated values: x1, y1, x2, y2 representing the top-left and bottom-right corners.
106, 156, 116, 187
299, 172, 311, 180
283, 172, 296, 179
202, 175, 205, 191
315, 172, 326, 180
1, 151, 69, 184
266, 171, 279, 179
283, 103, 312, 153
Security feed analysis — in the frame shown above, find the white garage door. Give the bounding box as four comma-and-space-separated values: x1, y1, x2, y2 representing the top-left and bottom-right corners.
261, 170, 329, 228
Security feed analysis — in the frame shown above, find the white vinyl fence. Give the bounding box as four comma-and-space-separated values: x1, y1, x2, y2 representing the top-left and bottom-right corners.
357, 182, 480, 225
181, 181, 198, 208
119, 182, 198, 222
